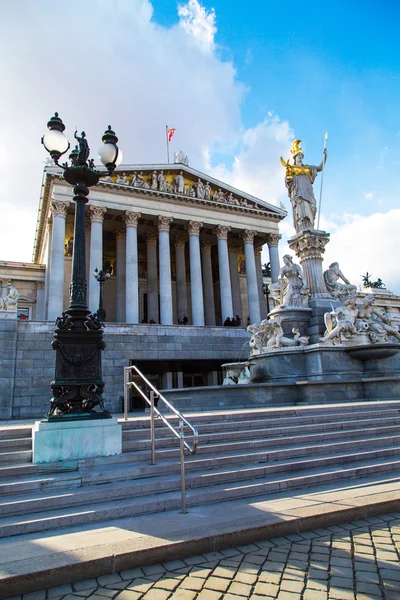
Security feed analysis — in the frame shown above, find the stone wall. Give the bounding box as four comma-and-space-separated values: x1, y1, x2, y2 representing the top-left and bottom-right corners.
0, 320, 249, 419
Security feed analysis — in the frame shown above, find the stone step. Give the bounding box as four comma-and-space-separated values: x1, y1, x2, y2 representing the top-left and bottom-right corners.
122, 423, 400, 453
0, 471, 82, 497
0, 450, 32, 465
0, 461, 78, 480
0, 437, 32, 451
0, 460, 399, 538
121, 414, 400, 442
120, 403, 400, 430
1, 445, 400, 519
81, 434, 400, 485
0, 427, 32, 440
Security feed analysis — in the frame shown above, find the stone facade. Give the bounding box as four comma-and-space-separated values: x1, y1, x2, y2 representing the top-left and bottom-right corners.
2, 318, 249, 418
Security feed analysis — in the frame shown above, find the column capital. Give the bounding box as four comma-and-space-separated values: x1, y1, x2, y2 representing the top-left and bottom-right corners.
241, 229, 257, 244
116, 229, 126, 242
228, 243, 242, 255
186, 220, 203, 236
36, 280, 45, 290
254, 246, 263, 258
158, 216, 173, 231
146, 232, 158, 245
51, 200, 69, 218
213, 225, 231, 240
174, 235, 187, 249
124, 211, 141, 227
89, 205, 107, 223
201, 240, 213, 252
266, 233, 281, 247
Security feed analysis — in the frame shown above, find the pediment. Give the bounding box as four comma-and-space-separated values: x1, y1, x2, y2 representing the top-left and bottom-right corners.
96, 163, 285, 220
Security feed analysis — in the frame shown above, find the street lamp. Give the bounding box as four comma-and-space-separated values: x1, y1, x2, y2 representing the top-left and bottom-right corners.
42, 113, 122, 420
93, 268, 111, 324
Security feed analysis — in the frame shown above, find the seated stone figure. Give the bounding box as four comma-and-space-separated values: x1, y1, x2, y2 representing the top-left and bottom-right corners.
269, 255, 309, 308
247, 316, 309, 354
0, 281, 19, 311
357, 295, 400, 344
324, 262, 357, 299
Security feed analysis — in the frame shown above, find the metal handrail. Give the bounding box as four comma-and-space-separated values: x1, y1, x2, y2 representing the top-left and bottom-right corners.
123, 365, 198, 513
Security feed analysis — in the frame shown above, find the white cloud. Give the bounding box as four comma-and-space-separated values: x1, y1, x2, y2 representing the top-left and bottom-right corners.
365, 192, 373, 200
178, 0, 216, 53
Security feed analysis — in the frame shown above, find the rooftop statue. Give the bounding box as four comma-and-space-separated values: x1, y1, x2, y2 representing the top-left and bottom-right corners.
324, 262, 357, 299
280, 139, 327, 233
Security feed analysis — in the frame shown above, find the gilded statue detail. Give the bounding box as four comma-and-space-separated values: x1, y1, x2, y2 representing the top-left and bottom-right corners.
281, 139, 327, 233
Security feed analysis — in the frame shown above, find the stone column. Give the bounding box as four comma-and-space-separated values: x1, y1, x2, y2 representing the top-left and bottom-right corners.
177, 371, 184, 388
242, 229, 261, 324
116, 229, 126, 322
35, 281, 46, 320
88, 206, 107, 315
201, 241, 216, 326
125, 211, 141, 324
158, 216, 173, 325
146, 232, 158, 323
266, 233, 281, 284
288, 230, 331, 299
186, 221, 205, 326
228, 244, 243, 323
214, 225, 233, 323
175, 235, 188, 322
255, 246, 266, 320
48, 200, 69, 321
44, 216, 53, 318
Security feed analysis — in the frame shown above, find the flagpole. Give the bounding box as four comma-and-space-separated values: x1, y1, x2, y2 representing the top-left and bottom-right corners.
165, 125, 170, 164
316, 131, 328, 231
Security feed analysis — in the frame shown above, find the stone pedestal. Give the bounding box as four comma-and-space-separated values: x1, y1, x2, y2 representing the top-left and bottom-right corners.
288, 229, 331, 299
32, 417, 122, 464
268, 306, 312, 338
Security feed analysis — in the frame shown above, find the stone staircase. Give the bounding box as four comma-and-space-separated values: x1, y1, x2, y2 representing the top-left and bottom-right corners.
1, 401, 400, 539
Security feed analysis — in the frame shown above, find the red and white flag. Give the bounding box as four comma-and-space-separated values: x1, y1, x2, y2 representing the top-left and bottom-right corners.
167, 127, 175, 142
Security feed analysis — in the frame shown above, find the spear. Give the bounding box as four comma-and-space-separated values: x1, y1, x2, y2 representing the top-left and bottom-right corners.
316, 131, 328, 231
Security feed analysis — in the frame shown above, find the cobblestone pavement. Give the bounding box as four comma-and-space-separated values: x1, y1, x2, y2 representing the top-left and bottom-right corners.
7, 513, 400, 600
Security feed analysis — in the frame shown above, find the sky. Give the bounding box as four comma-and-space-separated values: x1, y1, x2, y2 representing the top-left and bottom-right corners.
0, 0, 399, 293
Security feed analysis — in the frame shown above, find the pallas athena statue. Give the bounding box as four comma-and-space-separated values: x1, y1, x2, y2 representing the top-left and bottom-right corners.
280, 139, 327, 233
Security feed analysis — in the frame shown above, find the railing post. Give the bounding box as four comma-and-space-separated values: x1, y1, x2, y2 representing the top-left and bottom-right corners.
124, 367, 129, 421
150, 390, 156, 465
179, 420, 187, 514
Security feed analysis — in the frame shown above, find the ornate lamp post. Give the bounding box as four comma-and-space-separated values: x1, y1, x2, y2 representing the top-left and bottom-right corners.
93, 268, 111, 324
42, 113, 122, 420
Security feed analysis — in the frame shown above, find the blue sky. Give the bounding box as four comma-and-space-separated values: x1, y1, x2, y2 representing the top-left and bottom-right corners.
0, 0, 399, 291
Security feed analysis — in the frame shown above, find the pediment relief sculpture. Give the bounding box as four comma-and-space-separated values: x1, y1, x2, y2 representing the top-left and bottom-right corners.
98, 167, 273, 215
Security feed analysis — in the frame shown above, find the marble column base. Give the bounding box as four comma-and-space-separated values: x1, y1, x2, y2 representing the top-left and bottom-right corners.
32, 417, 122, 464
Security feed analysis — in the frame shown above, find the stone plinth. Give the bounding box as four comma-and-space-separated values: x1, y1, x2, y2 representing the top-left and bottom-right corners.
268, 306, 312, 338
0, 310, 18, 419
288, 230, 331, 300
32, 417, 122, 464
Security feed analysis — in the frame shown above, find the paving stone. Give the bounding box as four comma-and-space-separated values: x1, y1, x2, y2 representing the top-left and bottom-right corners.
73, 579, 99, 591
183, 555, 209, 566
163, 560, 187, 571
243, 553, 265, 565
355, 571, 380, 584
47, 584, 74, 598
203, 577, 230, 592
97, 574, 123, 586
253, 581, 279, 597
189, 567, 213, 578
126, 579, 154, 593
303, 591, 328, 600
179, 577, 205, 591
201, 551, 225, 561
306, 579, 328, 592
72, 588, 97, 598
356, 594, 382, 600
169, 590, 196, 600
329, 588, 356, 600
94, 590, 120, 598
142, 589, 171, 600
22, 593, 46, 600
356, 581, 384, 596
280, 579, 304, 593
220, 548, 242, 558
234, 571, 257, 585
153, 577, 182, 591
196, 590, 223, 600
275, 592, 301, 599
330, 577, 354, 589
213, 566, 237, 579
142, 564, 166, 576
227, 581, 253, 596
114, 592, 141, 600
236, 543, 260, 553
258, 571, 282, 584
262, 560, 285, 573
